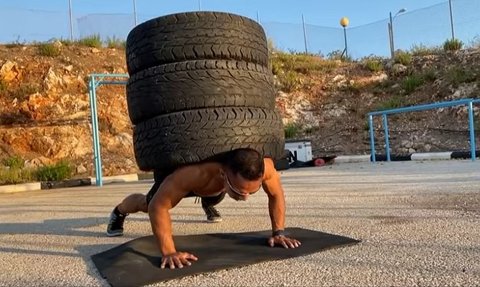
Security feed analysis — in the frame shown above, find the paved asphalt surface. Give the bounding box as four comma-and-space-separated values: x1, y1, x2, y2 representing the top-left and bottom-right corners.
0, 160, 479, 286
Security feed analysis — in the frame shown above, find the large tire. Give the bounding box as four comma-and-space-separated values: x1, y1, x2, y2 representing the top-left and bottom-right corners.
126, 11, 269, 75
133, 107, 285, 170
127, 60, 276, 124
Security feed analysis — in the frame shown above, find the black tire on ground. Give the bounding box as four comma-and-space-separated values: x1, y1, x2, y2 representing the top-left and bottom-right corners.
126, 60, 276, 124
126, 11, 269, 75
133, 107, 285, 170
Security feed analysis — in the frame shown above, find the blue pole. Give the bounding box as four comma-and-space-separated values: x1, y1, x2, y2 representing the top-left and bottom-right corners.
468, 101, 476, 161
90, 76, 103, 186
369, 115, 376, 162
93, 80, 103, 187
383, 114, 391, 161
87, 74, 129, 187
88, 76, 99, 186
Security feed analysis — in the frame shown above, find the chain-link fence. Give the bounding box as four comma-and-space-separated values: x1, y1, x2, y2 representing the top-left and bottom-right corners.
1, 0, 479, 58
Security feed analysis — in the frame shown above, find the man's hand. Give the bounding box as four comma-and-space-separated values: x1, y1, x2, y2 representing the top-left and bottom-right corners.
161, 252, 198, 269
268, 235, 301, 249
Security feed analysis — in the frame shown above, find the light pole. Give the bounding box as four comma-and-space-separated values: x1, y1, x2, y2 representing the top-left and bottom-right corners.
133, 0, 138, 26
68, 0, 74, 41
302, 14, 308, 54
388, 8, 406, 59
448, 0, 455, 40
340, 17, 349, 59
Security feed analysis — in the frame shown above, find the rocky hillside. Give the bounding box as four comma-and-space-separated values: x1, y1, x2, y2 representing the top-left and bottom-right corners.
0, 42, 479, 178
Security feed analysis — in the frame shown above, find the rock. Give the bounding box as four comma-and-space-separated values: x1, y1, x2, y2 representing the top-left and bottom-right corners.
404, 141, 413, 149
0, 60, 21, 82
52, 40, 63, 49
19, 92, 51, 120
25, 156, 52, 168
125, 159, 135, 168
392, 63, 407, 75
451, 83, 477, 100
116, 133, 133, 147
333, 75, 346, 82
424, 144, 432, 152
76, 76, 87, 89
371, 73, 388, 82
76, 164, 87, 174
64, 65, 74, 72
44, 67, 63, 91
30, 136, 55, 154
91, 48, 100, 54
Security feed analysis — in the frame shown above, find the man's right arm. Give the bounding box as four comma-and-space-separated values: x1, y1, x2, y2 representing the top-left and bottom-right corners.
147, 167, 202, 268
148, 195, 177, 255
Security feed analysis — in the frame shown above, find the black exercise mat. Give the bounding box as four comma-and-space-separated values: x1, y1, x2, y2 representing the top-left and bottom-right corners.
92, 227, 360, 287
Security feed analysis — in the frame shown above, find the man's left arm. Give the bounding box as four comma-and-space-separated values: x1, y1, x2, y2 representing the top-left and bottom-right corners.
262, 158, 301, 248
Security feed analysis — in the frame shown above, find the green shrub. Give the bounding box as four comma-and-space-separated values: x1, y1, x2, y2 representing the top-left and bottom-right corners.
271, 52, 337, 77
394, 51, 412, 65
0, 167, 34, 185
402, 74, 425, 94
363, 57, 384, 72
284, 122, 301, 139
376, 96, 405, 111
446, 67, 476, 87
77, 35, 102, 48
410, 44, 440, 56
422, 69, 437, 82
37, 43, 61, 57
443, 38, 463, 51
59, 38, 74, 46
279, 71, 300, 92
9, 83, 40, 101
34, 161, 73, 182
2, 155, 24, 169
106, 36, 126, 49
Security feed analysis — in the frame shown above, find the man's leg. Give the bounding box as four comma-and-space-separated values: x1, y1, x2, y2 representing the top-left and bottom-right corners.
106, 181, 160, 237
201, 192, 226, 223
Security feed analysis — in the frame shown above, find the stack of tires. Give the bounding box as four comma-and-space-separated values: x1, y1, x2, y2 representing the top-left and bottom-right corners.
125, 11, 284, 171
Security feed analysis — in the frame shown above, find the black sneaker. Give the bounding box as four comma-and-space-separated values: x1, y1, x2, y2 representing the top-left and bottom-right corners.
106, 207, 127, 237
202, 205, 222, 223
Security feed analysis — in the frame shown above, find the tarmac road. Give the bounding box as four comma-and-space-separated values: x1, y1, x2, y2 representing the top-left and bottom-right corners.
0, 160, 479, 286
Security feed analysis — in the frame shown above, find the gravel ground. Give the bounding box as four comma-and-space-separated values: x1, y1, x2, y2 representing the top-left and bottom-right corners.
0, 160, 479, 287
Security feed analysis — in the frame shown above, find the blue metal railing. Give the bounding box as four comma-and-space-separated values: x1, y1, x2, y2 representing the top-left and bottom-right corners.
368, 98, 480, 163
88, 73, 129, 186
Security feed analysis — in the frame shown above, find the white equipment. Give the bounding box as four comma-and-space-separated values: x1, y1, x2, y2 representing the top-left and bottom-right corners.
285, 140, 313, 162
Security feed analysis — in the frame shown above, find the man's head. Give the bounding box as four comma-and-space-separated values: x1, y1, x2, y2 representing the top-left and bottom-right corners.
221, 148, 264, 201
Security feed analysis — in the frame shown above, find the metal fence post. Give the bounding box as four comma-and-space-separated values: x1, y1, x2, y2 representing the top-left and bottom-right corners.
383, 114, 391, 161
468, 101, 476, 161
88, 75, 103, 186
369, 115, 376, 162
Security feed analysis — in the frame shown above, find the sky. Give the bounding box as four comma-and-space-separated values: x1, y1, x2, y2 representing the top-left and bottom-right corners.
2, 0, 478, 58
2, 0, 449, 28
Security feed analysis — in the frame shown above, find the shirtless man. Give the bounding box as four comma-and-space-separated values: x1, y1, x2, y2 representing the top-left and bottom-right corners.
107, 148, 301, 269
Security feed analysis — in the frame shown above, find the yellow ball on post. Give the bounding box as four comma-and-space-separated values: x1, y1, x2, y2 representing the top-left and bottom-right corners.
340, 17, 349, 28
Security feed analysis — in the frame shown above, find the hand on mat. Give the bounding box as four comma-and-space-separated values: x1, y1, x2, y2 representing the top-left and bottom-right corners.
161, 252, 198, 269
268, 235, 301, 249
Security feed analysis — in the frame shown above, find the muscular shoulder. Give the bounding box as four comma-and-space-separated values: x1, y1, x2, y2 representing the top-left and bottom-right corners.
168, 162, 220, 191
262, 157, 278, 181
